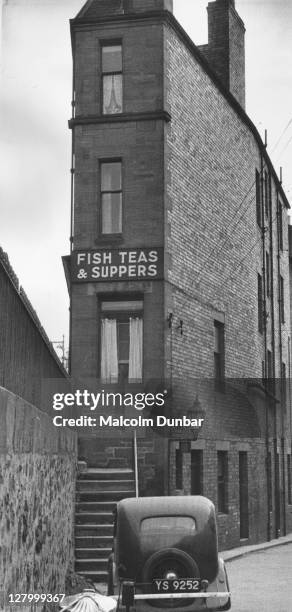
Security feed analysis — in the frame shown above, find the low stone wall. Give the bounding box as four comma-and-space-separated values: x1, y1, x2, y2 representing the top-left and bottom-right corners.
0, 387, 77, 611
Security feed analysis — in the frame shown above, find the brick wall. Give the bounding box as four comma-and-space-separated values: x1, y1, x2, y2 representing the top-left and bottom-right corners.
164, 21, 290, 387
163, 18, 291, 544
203, 0, 246, 108
0, 387, 77, 609
68, 3, 292, 542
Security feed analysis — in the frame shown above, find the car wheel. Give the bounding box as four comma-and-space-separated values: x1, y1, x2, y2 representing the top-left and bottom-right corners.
142, 548, 200, 608
142, 547, 200, 583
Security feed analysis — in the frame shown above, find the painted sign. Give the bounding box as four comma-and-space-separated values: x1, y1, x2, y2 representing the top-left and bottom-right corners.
71, 247, 164, 282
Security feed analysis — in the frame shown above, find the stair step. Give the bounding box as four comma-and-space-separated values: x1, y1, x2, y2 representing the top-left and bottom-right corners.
76, 501, 117, 513
75, 535, 113, 548
76, 479, 135, 492
75, 558, 108, 572
76, 512, 114, 524
76, 490, 135, 502
77, 570, 108, 582
75, 524, 113, 537
75, 547, 111, 559
74, 465, 136, 583
78, 469, 134, 481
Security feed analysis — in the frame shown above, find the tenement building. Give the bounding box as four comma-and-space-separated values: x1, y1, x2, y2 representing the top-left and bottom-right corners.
64, 0, 292, 566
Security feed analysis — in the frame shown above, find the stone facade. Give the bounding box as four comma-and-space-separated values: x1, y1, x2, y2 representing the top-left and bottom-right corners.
0, 388, 77, 610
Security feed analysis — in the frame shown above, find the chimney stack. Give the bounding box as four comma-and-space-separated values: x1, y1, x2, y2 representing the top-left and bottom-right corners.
126, 0, 173, 11
200, 0, 246, 108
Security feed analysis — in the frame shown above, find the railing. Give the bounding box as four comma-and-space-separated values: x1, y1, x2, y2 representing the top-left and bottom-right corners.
133, 429, 139, 498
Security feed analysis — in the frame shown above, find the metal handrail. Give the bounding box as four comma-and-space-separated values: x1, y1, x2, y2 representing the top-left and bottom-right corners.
133, 429, 139, 498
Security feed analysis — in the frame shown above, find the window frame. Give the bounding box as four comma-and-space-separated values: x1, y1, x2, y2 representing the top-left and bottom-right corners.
176, 447, 183, 490
266, 251, 270, 297
191, 449, 203, 495
214, 320, 225, 391
281, 362, 286, 407
258, 273, 263, 334
99, 296, 143, 383
99, 158, 123, 237
256, 169, 262, 228
267, 349, 274, 395
217, 451, 229, 514
101, 40, 123, 116
264, 170, 269, 218
278, 199, 283, 252
288, 454, 292, 505
280, 275, 285, 324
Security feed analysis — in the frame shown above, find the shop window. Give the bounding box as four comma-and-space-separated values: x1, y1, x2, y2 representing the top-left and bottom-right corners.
102, 43, 123, 114
214, 320, 225, 391
100, 299, 143, 383
217, 451, 228, 513
100, 161, 122, 234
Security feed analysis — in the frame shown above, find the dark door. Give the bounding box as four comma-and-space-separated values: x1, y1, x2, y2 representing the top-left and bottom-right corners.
191, 450, 203, 495
239, 451, 249, 539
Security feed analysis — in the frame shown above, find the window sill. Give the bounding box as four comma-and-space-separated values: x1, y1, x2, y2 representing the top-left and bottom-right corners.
95, 234, 124, 246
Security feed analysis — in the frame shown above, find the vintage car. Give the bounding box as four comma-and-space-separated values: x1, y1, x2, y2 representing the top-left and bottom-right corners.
108, 496, 231, 611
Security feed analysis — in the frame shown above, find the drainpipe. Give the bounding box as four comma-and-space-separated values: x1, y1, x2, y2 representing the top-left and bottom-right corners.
68, 31, 76, 375
261, 159, 270, 541
276, 193, 284, 536
289, 336, 292, 478
266, 171, 275, 541
133, 429, 139, 498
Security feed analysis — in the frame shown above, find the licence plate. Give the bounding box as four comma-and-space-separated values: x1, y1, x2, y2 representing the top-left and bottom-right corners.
153, 579, 201, 593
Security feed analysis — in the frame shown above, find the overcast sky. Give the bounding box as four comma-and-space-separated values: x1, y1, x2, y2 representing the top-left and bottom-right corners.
0, 0, 292, 352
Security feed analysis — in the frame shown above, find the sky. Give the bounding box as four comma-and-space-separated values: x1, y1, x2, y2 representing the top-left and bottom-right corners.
0, 0, 292, 354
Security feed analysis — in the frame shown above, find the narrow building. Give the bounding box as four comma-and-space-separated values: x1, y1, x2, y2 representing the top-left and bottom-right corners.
64, 0, 292, 569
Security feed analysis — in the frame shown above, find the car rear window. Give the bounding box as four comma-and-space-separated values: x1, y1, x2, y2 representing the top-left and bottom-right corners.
140, 516, 196, 550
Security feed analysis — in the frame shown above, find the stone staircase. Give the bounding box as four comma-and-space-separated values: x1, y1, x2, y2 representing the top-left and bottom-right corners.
75, 468, 136, 583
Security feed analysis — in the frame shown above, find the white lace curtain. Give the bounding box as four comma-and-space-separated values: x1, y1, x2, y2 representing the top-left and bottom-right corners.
101, 318, 118, 382
129, 317, 143, 382
101, 316, 143, 382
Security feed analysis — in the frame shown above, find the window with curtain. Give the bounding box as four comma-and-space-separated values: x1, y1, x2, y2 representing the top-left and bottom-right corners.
100, 300, 143, 382
102, 44, 123, 115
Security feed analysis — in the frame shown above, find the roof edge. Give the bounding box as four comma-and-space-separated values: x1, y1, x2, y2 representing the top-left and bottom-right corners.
69, 9, 289, 209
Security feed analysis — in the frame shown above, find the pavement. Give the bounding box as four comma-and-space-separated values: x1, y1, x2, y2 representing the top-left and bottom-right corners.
95, 533, 292, 594
221, 532, 292, 562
